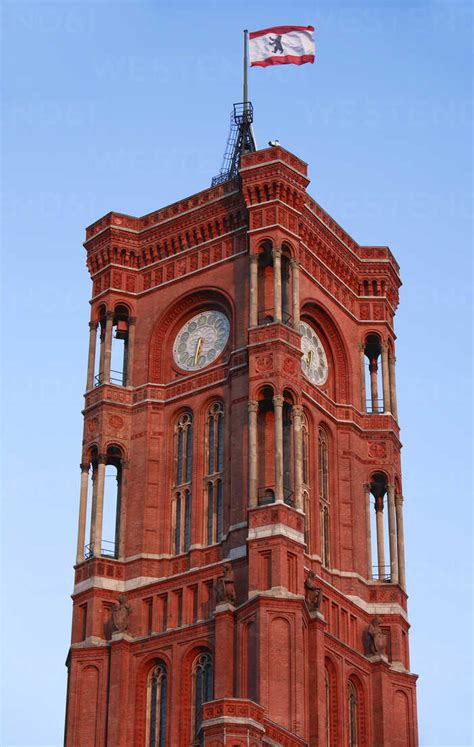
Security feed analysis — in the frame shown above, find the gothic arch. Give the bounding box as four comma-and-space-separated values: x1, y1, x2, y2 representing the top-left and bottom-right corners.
148, 288, 234, 382
300, 300, 351, 402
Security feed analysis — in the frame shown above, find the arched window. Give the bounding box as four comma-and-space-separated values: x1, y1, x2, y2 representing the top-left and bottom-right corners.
205, 402, 224, 545
319, 427, 330, 567
348, 680, 358, 747
173, 412, 193, 554
192, 652, 213, 739
146, 662, 167, 747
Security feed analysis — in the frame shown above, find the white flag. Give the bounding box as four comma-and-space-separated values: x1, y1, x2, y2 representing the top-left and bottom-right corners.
249, 25, 315, 67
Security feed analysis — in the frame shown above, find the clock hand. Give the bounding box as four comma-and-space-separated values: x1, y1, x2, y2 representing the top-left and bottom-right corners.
194, 337, 203, 365
307, 350, 313, 367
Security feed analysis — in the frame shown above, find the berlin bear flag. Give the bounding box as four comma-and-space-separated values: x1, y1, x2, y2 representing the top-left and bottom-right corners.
249, 25, 315, 67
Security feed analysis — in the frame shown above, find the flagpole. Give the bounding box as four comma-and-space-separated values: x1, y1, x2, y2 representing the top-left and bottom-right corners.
243, 29, 248, 106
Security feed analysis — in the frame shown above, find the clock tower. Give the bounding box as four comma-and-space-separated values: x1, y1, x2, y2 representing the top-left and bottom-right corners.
65, 144, 418, 746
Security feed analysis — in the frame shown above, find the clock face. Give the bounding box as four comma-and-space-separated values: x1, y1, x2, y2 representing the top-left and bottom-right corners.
300, 321, 328, 385
173, 311, 230, 371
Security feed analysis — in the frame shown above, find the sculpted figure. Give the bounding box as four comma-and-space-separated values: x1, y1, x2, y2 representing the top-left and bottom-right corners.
304, 570, 322, 612
216, 563, 236, 605
111, 594, 131, 633
367, 617, 387, 655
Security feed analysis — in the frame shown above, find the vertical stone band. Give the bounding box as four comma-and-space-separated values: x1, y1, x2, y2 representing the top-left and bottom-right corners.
76, 463, 90, 564
387, 484, 399, 584
292, 405, 304, 510
364, 483, 372, 579
291, 258, 300, 328
381, 343, 391, 414
86, 322, 98, 392
273, 395, 284, 502
249, 255, 258, 328
396, 494, 406, 589
272, 248, 282, 324
248, 401, 258, 508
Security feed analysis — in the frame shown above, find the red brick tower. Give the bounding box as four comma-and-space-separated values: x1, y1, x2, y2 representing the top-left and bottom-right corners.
65, 145, 418, 746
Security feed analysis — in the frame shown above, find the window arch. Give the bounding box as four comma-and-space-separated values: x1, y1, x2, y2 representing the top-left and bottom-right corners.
192, 652, 213, 739
318, 426, 330, 567
173, 412, 193, 554
146, 661, 168, 747
205, 402, 224, 545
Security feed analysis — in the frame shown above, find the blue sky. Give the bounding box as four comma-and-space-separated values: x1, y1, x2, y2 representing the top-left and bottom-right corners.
1, 1, 472, 745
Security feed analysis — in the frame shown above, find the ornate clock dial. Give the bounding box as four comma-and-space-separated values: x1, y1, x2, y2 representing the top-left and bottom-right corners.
300, 321, 328, 385
173, 311, 230, 371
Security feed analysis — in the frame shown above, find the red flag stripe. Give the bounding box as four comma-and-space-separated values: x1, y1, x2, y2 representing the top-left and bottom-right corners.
251, 54, 315, 68
249, 25, 314, 40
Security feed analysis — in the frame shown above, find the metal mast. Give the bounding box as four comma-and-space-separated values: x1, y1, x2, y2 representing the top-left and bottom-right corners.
211, 30, 257, 186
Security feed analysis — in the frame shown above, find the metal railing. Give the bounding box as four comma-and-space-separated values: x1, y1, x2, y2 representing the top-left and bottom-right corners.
257, 309, 293, 326
372, 565, 391, 582
84, 540, 117, 560
94, 369, 126, 387
366, 398, 384, 414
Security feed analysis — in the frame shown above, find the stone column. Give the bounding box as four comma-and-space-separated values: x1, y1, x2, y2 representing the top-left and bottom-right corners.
389, 353, 399, 420
272, 247, 282, 324
92, 455, 107, 557
359, 343, 367, 412
364, 483, 372, 580
375, 496, 385, 579
273, 395, 284, 503
387, 484, 398, 584
381, 343, 391, 413
248, 401, 258, 508
86, 322, 98, 391
369, 356, 379, 412
76, 464, 90, 564
292, 405, 304, 510
395, 494, 406, 589
124, 317, 136, 386
290, 258, 300, 328
249, 255, 258, 327
89, 466, 98, 553
102, 312, 114, 385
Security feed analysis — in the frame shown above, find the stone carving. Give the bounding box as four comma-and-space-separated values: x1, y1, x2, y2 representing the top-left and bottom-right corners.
367, 617, 387, 655
216, 563, 236, 605
111, 594, 131, 633
368, 441, 387, 458
304, 570, 322, 612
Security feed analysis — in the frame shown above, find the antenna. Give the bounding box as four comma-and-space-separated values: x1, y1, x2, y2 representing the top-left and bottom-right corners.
211, 30, 257, 186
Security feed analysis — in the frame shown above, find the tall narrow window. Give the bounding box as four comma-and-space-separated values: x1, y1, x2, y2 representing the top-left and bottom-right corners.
348, 680, 358, 747
325, 668, 331, 747
205, 403, 224, 545
192, 652, 213, 739
146, 662, 167, 747
319, 427, 330, 567
173, 412, 193, 554
318, 427, 329, 501
302, 414, 311, 551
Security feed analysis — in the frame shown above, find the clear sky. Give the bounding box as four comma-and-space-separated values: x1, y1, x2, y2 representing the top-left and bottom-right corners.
1, 1, 472, 745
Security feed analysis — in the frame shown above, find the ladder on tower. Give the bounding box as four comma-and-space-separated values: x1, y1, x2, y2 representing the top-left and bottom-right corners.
211, 102, 257, 186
